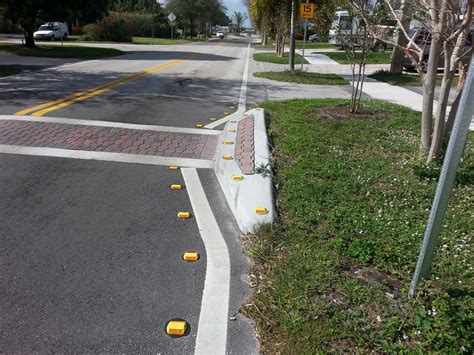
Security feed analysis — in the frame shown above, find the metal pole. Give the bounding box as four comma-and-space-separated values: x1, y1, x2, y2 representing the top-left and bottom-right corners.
171, 23, 173, 40
301, 20, 308, 70
289, 0, 296, 70
408, 54, 474, 298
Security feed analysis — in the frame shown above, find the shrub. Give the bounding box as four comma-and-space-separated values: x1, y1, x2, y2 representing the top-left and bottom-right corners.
83, 11, 170, 42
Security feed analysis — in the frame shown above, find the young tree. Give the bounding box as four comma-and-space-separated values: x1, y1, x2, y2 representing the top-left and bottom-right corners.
346, 0, 473, 162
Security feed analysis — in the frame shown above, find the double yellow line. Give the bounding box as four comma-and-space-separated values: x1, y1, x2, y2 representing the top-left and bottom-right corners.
15, 58, 187, 117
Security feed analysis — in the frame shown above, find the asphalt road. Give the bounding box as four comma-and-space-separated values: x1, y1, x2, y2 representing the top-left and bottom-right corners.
0, 38, 258, 353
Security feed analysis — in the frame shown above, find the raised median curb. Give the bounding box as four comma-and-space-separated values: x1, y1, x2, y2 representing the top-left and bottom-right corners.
214, 108, 274, 233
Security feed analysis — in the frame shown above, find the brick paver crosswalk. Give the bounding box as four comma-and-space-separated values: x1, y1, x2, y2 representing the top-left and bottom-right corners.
0, 120, 218, 160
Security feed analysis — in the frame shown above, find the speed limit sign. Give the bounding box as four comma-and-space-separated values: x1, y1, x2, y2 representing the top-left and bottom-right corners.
299, 3, 315, 19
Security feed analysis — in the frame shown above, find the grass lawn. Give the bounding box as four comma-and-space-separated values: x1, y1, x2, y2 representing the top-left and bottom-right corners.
370, 70, 459, 87
66, 35, 199, 45
257, 40, 334, 50
313, 51, 391, 64
0, 43, 123, 59
253, 52, 309, 65
254, 70, 347, 85
243, 98, 473, 353
0, 65, 22, 77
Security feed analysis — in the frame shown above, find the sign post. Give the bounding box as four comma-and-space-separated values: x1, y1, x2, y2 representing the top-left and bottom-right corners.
168, 12, 176, 40
299, 2, 315, 70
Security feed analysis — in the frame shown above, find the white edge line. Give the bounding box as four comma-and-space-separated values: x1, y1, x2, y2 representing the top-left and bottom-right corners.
181, 168, 230, 355
0, 115, 220, 136
205, 43, 250, 130
0, 145, 215, 168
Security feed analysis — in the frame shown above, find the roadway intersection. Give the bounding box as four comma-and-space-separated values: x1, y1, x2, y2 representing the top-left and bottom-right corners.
0, 38, 258, 353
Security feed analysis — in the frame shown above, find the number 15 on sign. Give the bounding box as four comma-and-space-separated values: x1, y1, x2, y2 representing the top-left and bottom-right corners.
299, 3, 315, 19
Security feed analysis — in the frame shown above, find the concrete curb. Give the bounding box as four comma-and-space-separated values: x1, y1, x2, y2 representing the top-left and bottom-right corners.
214, 108, 274, 233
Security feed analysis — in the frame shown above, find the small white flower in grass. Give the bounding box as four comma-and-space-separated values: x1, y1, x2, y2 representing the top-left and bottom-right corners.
402, 334, 409, 341
376, 315, 382, 323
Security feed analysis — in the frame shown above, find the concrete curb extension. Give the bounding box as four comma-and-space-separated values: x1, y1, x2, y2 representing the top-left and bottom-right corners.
214, 108, 274, 233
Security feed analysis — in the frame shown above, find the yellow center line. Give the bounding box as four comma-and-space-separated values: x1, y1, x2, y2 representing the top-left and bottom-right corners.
15, 54, 196, 117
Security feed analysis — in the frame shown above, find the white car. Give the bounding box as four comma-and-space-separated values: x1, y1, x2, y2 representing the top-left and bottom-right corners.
216, 32, 224, 39
34, 22, 68, 41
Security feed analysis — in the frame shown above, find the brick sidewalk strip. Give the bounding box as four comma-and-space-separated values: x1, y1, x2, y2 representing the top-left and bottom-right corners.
235, 115, 255, 175
0, 120, 218, 160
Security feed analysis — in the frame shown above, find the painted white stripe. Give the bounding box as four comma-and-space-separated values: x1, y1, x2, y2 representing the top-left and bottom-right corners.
0, 145, 215, 168
0, 115, 220, 136
206, 43, 251, 129
181, 168, 230, 355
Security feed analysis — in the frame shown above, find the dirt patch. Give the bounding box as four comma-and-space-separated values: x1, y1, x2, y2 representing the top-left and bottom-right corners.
316, 104, 391, 121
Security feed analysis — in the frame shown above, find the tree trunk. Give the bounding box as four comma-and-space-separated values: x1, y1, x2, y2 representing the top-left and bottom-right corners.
390, 0, 411, 73
420, 33, 441, 152
23, 24, 36, 48
427, 51, 454, 163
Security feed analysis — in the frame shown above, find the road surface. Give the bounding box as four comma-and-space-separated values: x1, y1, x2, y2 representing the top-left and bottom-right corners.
0, 38, 258, 353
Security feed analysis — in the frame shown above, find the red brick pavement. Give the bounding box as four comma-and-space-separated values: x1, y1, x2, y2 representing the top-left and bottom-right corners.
0, 120, 218, 160
235, 115, 255, 175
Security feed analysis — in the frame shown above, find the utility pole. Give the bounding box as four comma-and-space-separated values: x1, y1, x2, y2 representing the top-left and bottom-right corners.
289, 0, 297, 70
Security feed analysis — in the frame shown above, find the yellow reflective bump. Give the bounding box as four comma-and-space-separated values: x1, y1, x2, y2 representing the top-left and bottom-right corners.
223, 112, 229, 115
229, 120, 237, 123
182, 252, 200, 261
169, 166, 179, 170
177, 212, 191, 219
209, 117, 217, 121
253, 207, 269, 215
170, 184, 183, 190
232, 175, 244, 181
166, 320, 188, 336
223, 140, 234, 145
227, 129, 236, 133
196, 124, 204, 128
222, 155, 233, 160
229, 106, 235, 109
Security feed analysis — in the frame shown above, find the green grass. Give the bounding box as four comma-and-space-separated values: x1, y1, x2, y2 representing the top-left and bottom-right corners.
313, 51, 391, 64
0, 43, 123, 59
66, 35, 199, 45
257, 40, 334, 50
0, 66, 22, 77
244, 99, 473, 353
369, 70, 460, 87
253, 52, 309, 65
254, 70, 347, 85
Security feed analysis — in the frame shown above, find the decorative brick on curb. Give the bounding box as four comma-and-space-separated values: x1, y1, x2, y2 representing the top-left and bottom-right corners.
235, 115, 255, 175
0, 120, 218, 160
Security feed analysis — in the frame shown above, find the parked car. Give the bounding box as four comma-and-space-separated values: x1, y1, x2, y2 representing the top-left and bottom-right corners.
216, 32, 224, 39
309, 33, 324, 42
403, 27, 474, 72
34, 22, 68, 41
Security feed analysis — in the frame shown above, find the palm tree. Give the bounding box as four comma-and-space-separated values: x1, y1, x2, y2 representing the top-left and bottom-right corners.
232, 11, 247, 33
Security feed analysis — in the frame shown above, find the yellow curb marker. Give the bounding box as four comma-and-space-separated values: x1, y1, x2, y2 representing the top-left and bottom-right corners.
232, 175, 244, 181
227, 129, 236, 133
170, 184, 183, 190
182, 252, 200, 262
196, 124, 204, 128
222, 155, 233, 160
229, 120, 237, 123
177, 212, 191, 219
253, 207, 269, 215
166, 320, 188, 336
223, 112, 229, 115
223, 140, 234, 145
209, 117, 217, 121
169, 166, 179, 170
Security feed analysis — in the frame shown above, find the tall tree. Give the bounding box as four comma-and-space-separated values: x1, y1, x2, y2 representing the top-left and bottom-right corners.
232, 11, 247, 33
3, 0, 108, 47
